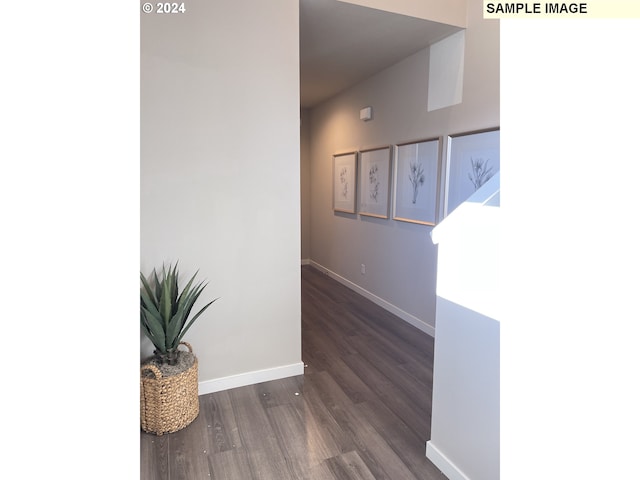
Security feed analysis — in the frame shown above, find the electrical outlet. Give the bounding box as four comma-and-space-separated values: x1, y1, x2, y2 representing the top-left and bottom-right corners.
361, 264, 366, 275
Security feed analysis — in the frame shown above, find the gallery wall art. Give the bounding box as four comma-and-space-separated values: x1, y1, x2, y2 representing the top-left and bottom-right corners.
444, 128, 500, 217
330, 127, 499, 225
333, 151, 358, 214
393, 138, 441, 226
358, 146, 391, 219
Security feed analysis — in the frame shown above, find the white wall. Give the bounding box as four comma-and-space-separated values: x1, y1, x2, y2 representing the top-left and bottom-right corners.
140, 0, 302, 391
307, 0, 499, 332
427, 299, 500, 480
427, 174, 500, 480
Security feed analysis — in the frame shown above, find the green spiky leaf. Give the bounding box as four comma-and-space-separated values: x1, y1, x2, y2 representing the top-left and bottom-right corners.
140, 262, 217, 363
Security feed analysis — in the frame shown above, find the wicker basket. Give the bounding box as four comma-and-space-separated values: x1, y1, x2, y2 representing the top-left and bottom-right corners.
140, 342, 199, 435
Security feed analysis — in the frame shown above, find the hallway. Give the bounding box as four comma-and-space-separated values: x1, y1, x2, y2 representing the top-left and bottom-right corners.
140, 266, 445, 479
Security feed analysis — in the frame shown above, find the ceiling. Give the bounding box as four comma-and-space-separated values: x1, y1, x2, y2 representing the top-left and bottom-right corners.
299, 0, 462, 108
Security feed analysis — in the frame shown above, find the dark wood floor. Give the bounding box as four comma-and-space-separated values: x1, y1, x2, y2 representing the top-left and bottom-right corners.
141, 266, 447, 479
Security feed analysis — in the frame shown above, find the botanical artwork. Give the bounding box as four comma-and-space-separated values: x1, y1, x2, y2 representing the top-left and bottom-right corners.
333, 152, 357, 214
339, 166, 349, 199
445, 128, 500, 216
468, 157, 494, 190
359, 147, 391, 218
408, 161, 425, 204
368, 163, 380, 202
393, 139, 440, 225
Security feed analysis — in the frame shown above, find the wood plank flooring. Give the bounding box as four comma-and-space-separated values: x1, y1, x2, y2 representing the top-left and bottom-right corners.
141, 266, 447, 479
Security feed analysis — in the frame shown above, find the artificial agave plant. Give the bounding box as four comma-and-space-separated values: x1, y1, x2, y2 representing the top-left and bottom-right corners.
140, 263, 217, 365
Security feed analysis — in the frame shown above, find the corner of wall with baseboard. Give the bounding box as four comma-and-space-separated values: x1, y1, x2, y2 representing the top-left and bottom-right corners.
198, 362, 305, 396
426, 441, 471, 480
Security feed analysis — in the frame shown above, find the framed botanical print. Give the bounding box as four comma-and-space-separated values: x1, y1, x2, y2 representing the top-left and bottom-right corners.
444, 128, 500, 217
358, 146, 391, 219
333, 151, 358, 214
393, 138, 441, 225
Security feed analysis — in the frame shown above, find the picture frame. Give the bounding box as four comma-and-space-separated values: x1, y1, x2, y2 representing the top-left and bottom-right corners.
358, 146, 391, 219
392, 137, 441, 226
333, 151, 358, 214
444, 128, 500, 217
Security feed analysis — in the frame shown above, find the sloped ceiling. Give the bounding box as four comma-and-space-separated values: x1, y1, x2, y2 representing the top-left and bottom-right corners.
300, 0, 462, 108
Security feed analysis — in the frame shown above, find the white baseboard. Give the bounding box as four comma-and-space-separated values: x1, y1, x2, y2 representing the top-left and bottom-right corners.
307, 260, 435, 337
426, 441, 471, 480
198, 362, 305, 396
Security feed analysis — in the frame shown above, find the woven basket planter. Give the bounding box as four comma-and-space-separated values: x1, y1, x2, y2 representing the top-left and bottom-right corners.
140, 342, 199, 435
